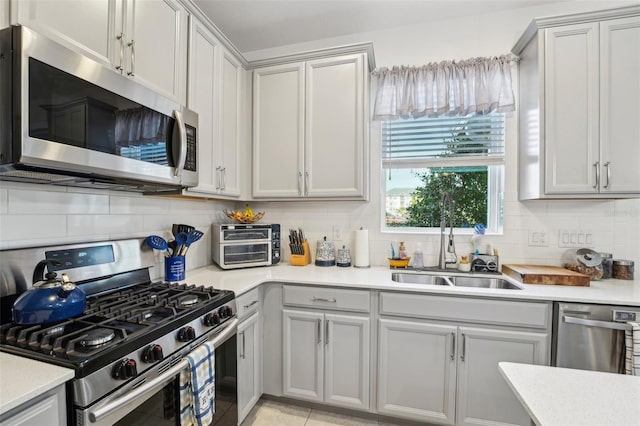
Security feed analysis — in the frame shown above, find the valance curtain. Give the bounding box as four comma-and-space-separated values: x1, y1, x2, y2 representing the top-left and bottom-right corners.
372, 55, 516, 121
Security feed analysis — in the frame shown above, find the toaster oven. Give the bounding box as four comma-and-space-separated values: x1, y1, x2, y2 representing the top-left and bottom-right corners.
212, 224, 281, 269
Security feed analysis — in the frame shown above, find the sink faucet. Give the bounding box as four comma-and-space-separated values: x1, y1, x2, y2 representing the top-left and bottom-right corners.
439, 191, 458, 269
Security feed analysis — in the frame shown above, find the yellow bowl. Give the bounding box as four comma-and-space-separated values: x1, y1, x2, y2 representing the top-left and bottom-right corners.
224, 209, 265, 224
388, 257, 411, 268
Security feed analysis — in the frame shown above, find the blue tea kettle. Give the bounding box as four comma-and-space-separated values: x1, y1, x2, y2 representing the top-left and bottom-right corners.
12, 259, 86, 324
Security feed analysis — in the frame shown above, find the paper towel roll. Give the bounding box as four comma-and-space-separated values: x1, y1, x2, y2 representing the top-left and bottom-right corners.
354, 228, 370, 268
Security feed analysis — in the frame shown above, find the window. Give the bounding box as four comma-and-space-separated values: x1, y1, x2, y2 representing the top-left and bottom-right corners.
382, 113, 505, 234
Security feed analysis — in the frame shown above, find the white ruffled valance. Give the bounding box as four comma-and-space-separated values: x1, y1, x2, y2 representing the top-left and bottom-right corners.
372, 55, 516, 121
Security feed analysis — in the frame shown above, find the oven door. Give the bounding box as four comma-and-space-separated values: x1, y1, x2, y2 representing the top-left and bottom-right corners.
219, 242, 272, 269
82, 318, 238, 426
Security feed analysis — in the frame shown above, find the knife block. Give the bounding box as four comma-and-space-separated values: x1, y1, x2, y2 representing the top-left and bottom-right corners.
291, 240, 311, 266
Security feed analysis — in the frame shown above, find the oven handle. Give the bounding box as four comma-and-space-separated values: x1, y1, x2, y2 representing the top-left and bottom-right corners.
88, 318, 238, 423
563, 315, 632, 331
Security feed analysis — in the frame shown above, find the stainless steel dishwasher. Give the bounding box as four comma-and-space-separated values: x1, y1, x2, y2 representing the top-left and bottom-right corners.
553, 302, 639, 373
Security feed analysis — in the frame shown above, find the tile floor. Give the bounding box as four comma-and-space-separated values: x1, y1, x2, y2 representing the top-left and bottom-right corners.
241, 399, 416, 426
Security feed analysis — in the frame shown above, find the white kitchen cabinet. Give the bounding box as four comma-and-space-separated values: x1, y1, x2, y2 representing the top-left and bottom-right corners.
237, 311, 262, 424
11, 0, 188, 103
378, 292, 550, 426
513, 6, 640, 199
252, 52, 368, 200
455, 327, 548, 426
184, 16, 244, 198
0, 385, 66, 425
282, 309, 370, 410
1, 1, 11, 28
378, 318, 457, 424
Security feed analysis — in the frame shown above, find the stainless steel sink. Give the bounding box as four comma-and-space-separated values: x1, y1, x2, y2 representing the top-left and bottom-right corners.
447, 276, 524, 290
391, 273, 451, 286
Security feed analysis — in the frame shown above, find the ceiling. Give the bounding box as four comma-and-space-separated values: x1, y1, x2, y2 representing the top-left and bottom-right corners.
193, 0, 568, 53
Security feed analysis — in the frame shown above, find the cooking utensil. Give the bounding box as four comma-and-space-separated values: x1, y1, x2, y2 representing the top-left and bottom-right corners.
174, 232, 188, 257
178, 229, 204, 256
145, 235, 171, 257
12, 259, 86, 324
172, 224, 194, 238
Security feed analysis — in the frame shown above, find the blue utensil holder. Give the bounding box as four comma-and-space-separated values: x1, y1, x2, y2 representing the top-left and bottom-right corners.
165, 256, 185, 282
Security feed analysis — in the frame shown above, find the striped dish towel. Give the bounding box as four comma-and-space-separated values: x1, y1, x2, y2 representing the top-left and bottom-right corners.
625, 321, 640, 376
179, 341, 215, 426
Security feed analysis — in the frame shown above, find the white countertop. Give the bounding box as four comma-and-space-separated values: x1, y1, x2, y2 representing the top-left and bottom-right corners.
0, 352, 74, 415
1, 263, 638, 416
183, 263, 640, 306
499, 362, 640, 426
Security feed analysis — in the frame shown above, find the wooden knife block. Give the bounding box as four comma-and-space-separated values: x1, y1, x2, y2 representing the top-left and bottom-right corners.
291, 240, 311, 266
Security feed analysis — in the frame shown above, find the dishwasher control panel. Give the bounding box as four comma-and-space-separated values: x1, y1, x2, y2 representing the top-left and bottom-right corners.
613, 310, 638, 322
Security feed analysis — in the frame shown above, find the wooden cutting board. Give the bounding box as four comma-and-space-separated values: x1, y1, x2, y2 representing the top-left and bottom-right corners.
502, 264, 590, 286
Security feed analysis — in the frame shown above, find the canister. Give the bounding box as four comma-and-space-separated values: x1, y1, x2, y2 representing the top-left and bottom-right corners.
600, 253, 613, 279
612, 260, 634, 280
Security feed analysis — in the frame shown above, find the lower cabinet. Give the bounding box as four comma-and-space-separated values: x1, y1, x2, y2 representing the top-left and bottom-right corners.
378, 318, 548, 426
282, 309, 370, 410
0, 384, 66, 426
237, 311, 262, 424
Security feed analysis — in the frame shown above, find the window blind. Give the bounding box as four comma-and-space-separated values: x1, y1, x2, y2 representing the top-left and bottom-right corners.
382, 114, 505, 169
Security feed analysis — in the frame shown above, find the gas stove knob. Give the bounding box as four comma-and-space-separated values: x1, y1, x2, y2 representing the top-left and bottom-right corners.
218, 306, 232, 318
203, 312, 220, 326
112, 358, 137, 380
177, 326, 196, 342
142, 344, 164, 362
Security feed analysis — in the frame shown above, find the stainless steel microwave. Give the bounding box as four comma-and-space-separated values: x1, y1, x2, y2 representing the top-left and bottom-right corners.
0, 25, 198, 193
212, 224, 281, 269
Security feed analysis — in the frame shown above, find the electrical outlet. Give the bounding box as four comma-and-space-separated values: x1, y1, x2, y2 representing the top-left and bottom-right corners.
558, 229, 594, 248
332, 225, 342, 241
528, 229, 548, 247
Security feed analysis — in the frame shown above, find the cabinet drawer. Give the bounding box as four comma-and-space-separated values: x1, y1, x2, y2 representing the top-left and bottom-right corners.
379, 293, 550, 329
283, 285, 370, 313
236, 287, 261, 319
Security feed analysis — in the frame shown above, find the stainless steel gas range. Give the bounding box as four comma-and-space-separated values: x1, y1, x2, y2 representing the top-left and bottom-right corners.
0, 239, 238, 425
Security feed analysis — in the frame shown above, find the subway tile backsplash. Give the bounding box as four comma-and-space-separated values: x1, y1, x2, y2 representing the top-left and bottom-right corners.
0, 181, 638, 270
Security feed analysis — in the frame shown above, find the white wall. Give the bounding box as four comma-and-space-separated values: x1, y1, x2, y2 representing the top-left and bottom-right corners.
0, 181, 234, 278
244, 1, 640, 268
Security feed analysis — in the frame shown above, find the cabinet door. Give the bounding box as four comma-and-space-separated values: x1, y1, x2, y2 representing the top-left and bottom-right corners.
238, 311, 262, 424
282, 309, 324, 402
544, 23, 599, 194
305, 54, 365, 198
219, 50, 243, 197
253, 63, 305, 198
10, 0, 114, 66
456, 327, 548, 426
324, 314, 370, 410
600, 16, 640, 194
125, 0, 187, 103
185, 16, 221, 196
377, 319, 457, 424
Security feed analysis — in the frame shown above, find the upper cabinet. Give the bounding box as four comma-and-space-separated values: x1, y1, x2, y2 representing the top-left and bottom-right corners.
252, 46, 372, 200
513, 6, 640, 199
11, 0, 188, 104
184, 15, 245, 198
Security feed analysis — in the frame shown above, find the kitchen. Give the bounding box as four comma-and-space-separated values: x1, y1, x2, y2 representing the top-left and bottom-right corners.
0, 0, 639, 425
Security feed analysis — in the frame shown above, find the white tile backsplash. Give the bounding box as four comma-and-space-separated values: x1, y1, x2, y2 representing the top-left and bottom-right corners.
9, 189, 109, 214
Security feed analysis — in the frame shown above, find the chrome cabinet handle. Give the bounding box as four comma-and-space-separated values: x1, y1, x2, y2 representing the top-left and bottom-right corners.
243, 300, 258, 309
593, 162, 600, 189
317, 319, 322, 344
116, 33, 125, 71
325, 320, 329, 345
89, 318, 238, 422
460, 333, 466, 362
450, 332, 455, 360
172, 110, 187, 177
298, 171, 303, 195
240, 331, 246, 359
127, 39, 135, 76
563, 315, 632, 331
304, 171, 309, 196
221, 167, 226, 190
311, 297, 336, 303
603, 162, 610, 189
215, 166, 222, 189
